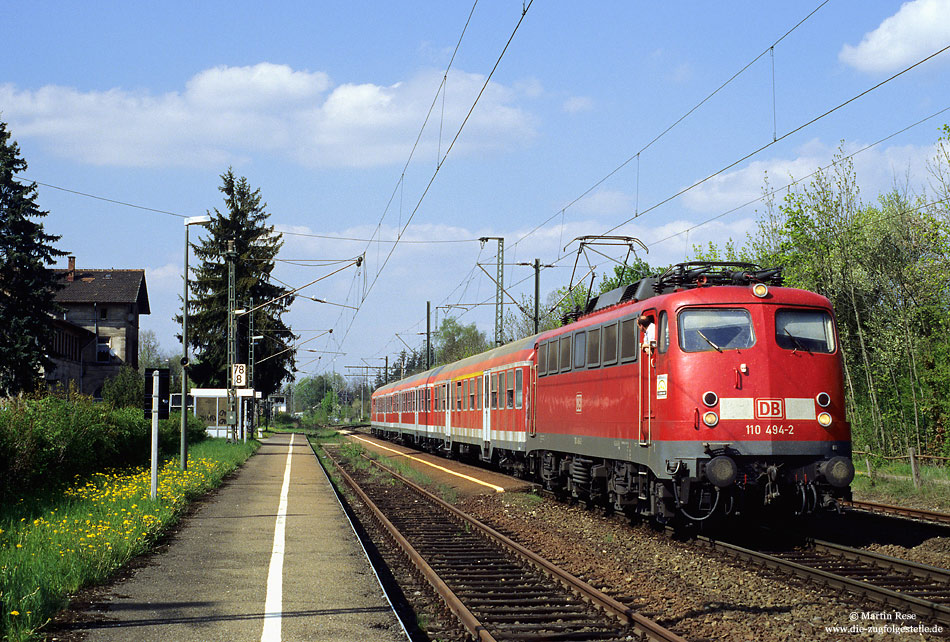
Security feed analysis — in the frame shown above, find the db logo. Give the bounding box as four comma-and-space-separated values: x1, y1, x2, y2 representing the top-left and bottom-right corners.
756, 398, 784, 419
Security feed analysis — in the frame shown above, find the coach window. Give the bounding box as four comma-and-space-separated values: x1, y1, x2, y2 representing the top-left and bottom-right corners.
491, 374, 499, 409
484, 375, 490, 408
602, 321, 618, 366
537, 341, 547, 375
456, 381, 462, 410
462, 380, 468, 410
559, 335, 572, 373
469, 380, 476, 409
573, 331, 586, 369
587, 327, 601, 367
620, 317, 639, 362
515, 369, 523, 409
548, 341, 559, 374
477, 377, 482, 410
506, 370, 515, 409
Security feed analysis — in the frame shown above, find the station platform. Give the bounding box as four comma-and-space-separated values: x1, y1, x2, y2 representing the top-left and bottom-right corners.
72, 432, 408, 642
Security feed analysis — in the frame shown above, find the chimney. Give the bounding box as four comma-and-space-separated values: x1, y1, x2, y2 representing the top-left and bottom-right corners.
67, 256, 76, 282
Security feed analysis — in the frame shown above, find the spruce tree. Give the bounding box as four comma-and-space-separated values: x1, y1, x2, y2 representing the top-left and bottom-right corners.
184, 168, 296, 396
0, 120, 66, 395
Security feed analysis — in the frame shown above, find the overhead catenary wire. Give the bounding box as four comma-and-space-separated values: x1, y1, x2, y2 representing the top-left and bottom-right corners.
336, 1, 535, 353
508, 1, 831, 254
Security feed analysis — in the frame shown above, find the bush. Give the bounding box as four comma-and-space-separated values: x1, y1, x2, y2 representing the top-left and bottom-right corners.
101, 365, 144, 408
158, 411, 208, 454
0, 396, 209, 500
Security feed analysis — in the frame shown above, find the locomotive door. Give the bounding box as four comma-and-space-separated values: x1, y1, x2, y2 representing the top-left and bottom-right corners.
482, 372, 491, 452
639, 309, 658, 446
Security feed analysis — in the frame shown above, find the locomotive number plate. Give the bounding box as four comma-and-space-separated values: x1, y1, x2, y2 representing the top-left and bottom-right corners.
745, 424, 795, 436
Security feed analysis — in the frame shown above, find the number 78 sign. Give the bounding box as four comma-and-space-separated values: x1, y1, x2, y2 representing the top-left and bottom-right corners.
232, 363, 247, 387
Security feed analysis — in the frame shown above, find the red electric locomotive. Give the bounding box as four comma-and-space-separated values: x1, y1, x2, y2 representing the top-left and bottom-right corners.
371, 262, 855, 523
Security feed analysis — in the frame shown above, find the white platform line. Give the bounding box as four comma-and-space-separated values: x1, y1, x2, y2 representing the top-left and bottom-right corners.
261, 433, 294, 642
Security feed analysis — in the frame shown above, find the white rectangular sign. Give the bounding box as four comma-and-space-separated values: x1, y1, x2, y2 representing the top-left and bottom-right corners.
232, 363, 247, 387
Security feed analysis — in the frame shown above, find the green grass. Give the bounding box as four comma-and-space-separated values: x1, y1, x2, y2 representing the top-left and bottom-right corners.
0, 438, 258, 641
852, 460, 950, 510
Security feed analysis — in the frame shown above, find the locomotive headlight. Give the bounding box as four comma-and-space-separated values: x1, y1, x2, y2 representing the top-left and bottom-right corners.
702, 391, 718, 407
817, 412, 833, 427
702, 411, 719, 427
816, 392, 831, 408
752, 283, 769, 298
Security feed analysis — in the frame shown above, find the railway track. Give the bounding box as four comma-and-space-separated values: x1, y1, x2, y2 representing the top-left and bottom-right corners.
843, 499, 950, 527
696, 533, 950, 627
322, 445, 686, 642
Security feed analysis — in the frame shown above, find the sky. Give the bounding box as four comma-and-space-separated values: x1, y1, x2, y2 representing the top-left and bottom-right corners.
3, 1, 950, 384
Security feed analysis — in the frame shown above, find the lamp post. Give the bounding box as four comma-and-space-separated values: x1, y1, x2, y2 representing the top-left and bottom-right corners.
180, 215, 211, 470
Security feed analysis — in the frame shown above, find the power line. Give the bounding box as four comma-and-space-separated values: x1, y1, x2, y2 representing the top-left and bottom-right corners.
602, 42, 950, 237
509, 1, 831, 253
648, 104, 950, 250
336, 1, 534, 352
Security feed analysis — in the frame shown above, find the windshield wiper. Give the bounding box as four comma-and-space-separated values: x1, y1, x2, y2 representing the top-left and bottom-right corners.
696, 330, 723, 353
784, 328, 811, 353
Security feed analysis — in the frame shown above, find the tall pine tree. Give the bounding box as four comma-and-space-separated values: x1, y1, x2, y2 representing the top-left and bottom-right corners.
184, 169, 296, 396
0, 121, 66, 395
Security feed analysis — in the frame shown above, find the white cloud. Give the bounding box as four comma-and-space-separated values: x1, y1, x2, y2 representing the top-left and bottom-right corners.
681, 139, 937, 214
839, 0, 950, 73
0, 63, 535, 169
563, 96, 594, 114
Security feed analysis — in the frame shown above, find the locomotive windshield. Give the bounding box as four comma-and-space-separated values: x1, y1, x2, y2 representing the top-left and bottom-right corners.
775, 309, 836, 353
678, 308, 755, 352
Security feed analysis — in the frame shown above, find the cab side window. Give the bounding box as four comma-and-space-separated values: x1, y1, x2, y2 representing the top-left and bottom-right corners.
658, 311, 669, 353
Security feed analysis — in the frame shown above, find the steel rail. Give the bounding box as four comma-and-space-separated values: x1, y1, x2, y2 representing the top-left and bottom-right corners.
843, 499, 950, 526
695, 535, 950, 626
362, 454, 687, 642
324, 450, 497, 642
324, 449, 496, 641
810, 537, 950, 586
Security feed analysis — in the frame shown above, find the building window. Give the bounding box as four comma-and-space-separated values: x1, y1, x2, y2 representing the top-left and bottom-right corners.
97, 337, 111, 362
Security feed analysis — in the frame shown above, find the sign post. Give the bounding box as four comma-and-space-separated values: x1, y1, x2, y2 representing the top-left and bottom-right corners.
144, 368, 170, 500
150, 371, 159, 500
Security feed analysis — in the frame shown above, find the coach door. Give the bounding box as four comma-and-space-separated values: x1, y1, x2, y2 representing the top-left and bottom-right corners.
482, 373, 491, 452
444, 382, 452, 441
639, 309, 658, 446
527, 365, 537, 437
